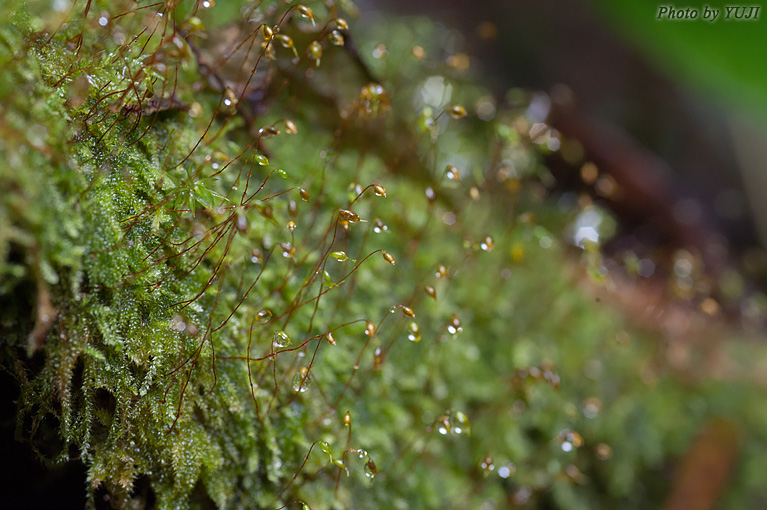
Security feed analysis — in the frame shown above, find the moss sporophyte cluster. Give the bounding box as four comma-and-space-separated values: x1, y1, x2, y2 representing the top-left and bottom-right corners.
2, 1, 766, 509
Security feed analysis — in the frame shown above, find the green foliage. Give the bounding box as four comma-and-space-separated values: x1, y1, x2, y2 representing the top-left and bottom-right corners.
594, 0, 767, 113
2, 1, 767, 509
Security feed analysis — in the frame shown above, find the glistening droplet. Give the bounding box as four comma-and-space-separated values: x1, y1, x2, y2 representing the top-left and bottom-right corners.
339, 209, 360, 223
373, 218, 387, 233
407, 321, 421, 342
292, 366, 311, 392
273, 330, 291, 348
382, 251, 395, 265
447, 315, 462, 335
364, 460, 377, 478
448, 104, 467, 119
257, 309, 272, 323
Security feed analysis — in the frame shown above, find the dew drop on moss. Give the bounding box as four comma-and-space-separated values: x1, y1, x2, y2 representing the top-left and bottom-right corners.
257, 309, 272, 323
445, 165, 460, 181
382, 251, 395, 265
308, 41, 322, 66
448, 104, 467, 119
364, 459, 377, 478
447, 315, 462, 335
343, 411, 351, 427
333, 18, 349, 30
273, 330, 291, 348
373, 218, 388, 233
329, 30, 344, 46
292, 367, 310, 392
365, 321, 376, 336
298, 5, 315, 25
480, 456, 495, 475
339, 209, 360, 223
281, 242, 295, 258
407, 321, 421, 342
480, 236, 494, 251
373, 184, 386, 197
436, 264, 448, 279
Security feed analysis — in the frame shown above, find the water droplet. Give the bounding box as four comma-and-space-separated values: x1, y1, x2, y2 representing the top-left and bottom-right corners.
325, 332, 336, 345
300, 188, 310, 201
343, 411, 351, 427
447, 315, 462, 335
331, 251, 348, 262
329, 30, 344, 46
480, 236, 494, 251
365, 321, 376, 336
292, 366, 311, 392
254, 154, 268, 166
480, 456, 495, 475
365, 459, 377, 478
436, 264, 448, 279
407, 321, 421, 342
251, 248, 262, 264
437, 410, 470, 436
333, 18, 349, 30
281, 242, 295, 258
201, 0, 214, 7
308, 40, 322, 66
373, 184, 387, 197
236, 214, 248, 232
448, 104, 467, 119
287, 220, 297, 232
373, 346, 383, 370
273, 330, 291, 348
445, 165, 460, 180
298, 5, 315, 25
382, 251, 395, 265
277, 34, 296, 55
339, 209, 360, 223
257, 309, 272, 323
424, 285, 437, 299
373, 218, 388, 233
223, 87, 238, 109
558, 429, 583, 451
259, 126, 280, 137
498, 463, 516, 479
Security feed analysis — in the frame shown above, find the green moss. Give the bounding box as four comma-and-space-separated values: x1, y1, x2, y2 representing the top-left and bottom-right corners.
2, 1, 767, 509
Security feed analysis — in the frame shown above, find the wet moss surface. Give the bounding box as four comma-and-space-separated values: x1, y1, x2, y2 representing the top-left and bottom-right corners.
2, 1, 767, 509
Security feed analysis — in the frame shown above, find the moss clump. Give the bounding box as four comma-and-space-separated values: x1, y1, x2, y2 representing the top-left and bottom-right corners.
3, 1, 767, 509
